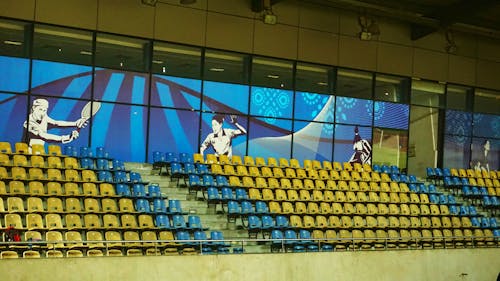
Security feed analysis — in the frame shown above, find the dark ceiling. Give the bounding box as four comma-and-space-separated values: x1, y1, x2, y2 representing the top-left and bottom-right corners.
253, 0, 500, 40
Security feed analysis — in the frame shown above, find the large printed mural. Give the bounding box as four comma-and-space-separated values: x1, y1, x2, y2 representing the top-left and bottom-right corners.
1, 56, 497, 171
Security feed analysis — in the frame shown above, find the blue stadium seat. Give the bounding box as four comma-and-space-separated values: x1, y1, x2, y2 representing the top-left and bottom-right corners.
470, 217, 480, 228
482, 195, 492, 207
284, 229, 299, 251
426, 167, 436, 181
215, 175, 229, 187
168, 199, 183, 214
261, 215, 275, 234
80, 146, 93, 158
442, 168, 451, 178
381, 165, 391, 174
275, 215, 290, 230
193, 230, 211, 253
449, 205, 459, 216
461, 177, 470, 186
390, 165, 400, 175
96, 158, 109, 170
172, 214, 187, 230
111, 159, 125, 171
221, 187, 234, 201
480, 217, 490, 228
188, 215, 204, 230
372, 164, 381, 173
447, 195, 457, 205
152, 151, 165, 164
399, 174, 409, 183
183, 163, 197, 176
390, 173, 400, 182
434, 168, 443, 179
270, 229, 284, 252
79, 158, 94, 169
95, 147, 108, 159
489, 217, 498, 228
419, 184, 429, 193
299, 229, 319, 252
201, 174, 215, 188
468, 205, 478, 216
132, 184, 146, 197
210, 231, 231, 251
462, 185, 472, 197
408, 175, 419, 184
147, 184, 161, 198
135, 199, 150, 212
165, 152, 178, 166
179, 152, 193, 165
97, 171, 113, 182
64, 145, 78, 157
459, 205, 469, 216
255, 201, 269, 214
207, 187, 221, 204
438, 194, 448, 204
409, 183, 419, 193
116, 183, 131, 196
152, 198, 167, 213
427, 184, 438, 194
227, 201, 241, 216
114, 171, 128, 183
155, 214, 171, 229
429, 194, 439, 204
196, 164, 210, 175
129, 172, 143, 183
240, 201, 254, 215
247, 215, 262, 238
235, 188, 249, 201
176, 231, 196, 249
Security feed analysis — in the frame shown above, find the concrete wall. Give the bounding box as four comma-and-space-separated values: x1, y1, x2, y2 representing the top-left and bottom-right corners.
0, 248, 499, 281
1, 0, 500, 90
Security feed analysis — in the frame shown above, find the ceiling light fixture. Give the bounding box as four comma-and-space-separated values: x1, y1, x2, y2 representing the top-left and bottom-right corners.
3, 40, 22, 46
152, 60, 164, 64
79, 50, 92, 55
267, 74, 279, 79
209, 67, 225, 72
317, 82, 328, 86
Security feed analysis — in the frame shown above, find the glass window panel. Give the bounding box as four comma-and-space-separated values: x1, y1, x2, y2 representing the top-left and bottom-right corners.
446, 84, 472, 110
91, 102, 147, 162
335, 97, 373, 126
252, 57, 293, 90
0, 92, 28, 145
411, 79, 445, 108
333, 124, 372, 164
0, 19, 30, 58
445, 110, 472, 136
95, 33, 150, 72
0, 56, 29, 93
25, 96, 90, 148
372, 128, 407, 170
200, 113, 248, 157
374, 74, 409, 103
151, 74, 201, 109
292, 120, 333, 162
152, 42, 201, 79
204, 50, 249, 84
93, 69, 149, 105
336, 68, 372, 99
373, 102, 409, 130
33, 24, 93, 65
148, 108, 200, 157
250, 86, 293, 119
202, 81, 249, 114
474, 88, 500, 114
471, 137, 498, 171
31, 60, 92, 99
248, 117, 292, 159
473, 113, 500, 139
443, 134, 471, 169
295, 63, 334, 94
294, 92, 335, 122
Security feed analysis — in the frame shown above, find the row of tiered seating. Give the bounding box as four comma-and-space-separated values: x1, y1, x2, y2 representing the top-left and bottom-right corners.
186, 153, 499, 252
0, 141, 227, 258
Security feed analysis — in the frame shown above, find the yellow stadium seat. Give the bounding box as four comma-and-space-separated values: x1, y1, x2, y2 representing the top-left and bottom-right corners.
83, 182, 99, 196
47, 197, 64, 213
47, 168, 62, 181
320, 202, 332, 214
13, 154, 28, 166
324, 190, 335, 202
28, 168, 44, 180
223, 164, 236, 176
243, 155, 255, 166
64, 157, 79, 169
121, 214, 138, 228
84, 214, 102, 229
31, 144, 46, 155
272, 167, 285, 178
261, 167, 273, 177
0, 153, 9, 166
11, 167, 27, 180
27, 197, 44, 212
218, 154, 230, 165
236, 165, 249, 177
255, 157, 266, 167
65, 231, 85, 249
256, 177, 268, 188
0, 142, 12, 153
65, 214, 83, 229
262, 188, 274, 201
322, 161, 332, 171
47, 145, 62, 156
84, 198, 101, 212
119, 198, 135, 212
46, 213, 63, 230
15, 142, 29, 154
101, 198, 118, 212
46, 156, 62, 168
9, 181, 26, 195
26, 213, 44, 230
103, 214, 121, 228
267, 157, 278, 167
